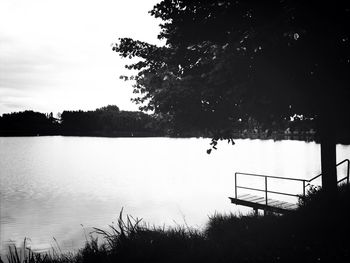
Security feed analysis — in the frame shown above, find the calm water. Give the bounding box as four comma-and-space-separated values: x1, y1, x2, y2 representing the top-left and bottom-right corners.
1, 137, 349, 254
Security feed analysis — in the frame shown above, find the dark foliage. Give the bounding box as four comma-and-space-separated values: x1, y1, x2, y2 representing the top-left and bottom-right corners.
114, 0, 350, 142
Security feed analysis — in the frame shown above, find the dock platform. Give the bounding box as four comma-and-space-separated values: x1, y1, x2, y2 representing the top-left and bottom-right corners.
229, 194, 298, 214
230, 159, 349, 215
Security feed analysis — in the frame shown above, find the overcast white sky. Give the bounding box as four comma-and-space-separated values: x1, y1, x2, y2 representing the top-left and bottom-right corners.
0, 0, 162, 115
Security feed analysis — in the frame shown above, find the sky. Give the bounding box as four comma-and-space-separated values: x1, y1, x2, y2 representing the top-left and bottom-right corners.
0, 0, 163, 115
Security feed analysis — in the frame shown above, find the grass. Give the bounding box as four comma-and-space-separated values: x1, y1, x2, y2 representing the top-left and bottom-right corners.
1, 237, 76, 263
2, 185, 350, 263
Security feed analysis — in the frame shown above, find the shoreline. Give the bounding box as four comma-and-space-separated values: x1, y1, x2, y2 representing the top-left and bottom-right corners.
2, 185, 350, 263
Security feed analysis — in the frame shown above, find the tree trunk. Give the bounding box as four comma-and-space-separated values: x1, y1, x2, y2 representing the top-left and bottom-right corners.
318, 114, 337, 238
319, 115, 337, 200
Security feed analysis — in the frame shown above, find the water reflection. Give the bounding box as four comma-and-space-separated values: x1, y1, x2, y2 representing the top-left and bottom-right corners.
0, 137, 349, 255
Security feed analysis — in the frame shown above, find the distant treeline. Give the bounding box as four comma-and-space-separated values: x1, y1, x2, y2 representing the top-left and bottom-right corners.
0, 111, 60, 136
0, 105, 328, 141
0, 105, 167, 137
59, 105, 165, 137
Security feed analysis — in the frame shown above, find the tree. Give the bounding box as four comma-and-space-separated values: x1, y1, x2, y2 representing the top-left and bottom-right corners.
96, 105, 120, 113
0, 111, 59, 135
113, 0, 350, 198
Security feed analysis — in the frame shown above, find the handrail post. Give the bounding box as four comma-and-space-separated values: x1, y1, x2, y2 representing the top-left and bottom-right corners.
347, 160, 349, 185
235, 173, 237, 199
265, 176, 268, 206
303, 180, 306, 197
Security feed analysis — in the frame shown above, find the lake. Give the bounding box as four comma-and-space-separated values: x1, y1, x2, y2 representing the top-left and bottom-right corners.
1, 136, 349, 255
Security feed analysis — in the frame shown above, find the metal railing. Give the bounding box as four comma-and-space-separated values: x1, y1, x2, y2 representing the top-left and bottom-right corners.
306, 159, 350, 187
234, 159, 350, 207
234, 172, 307, 206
